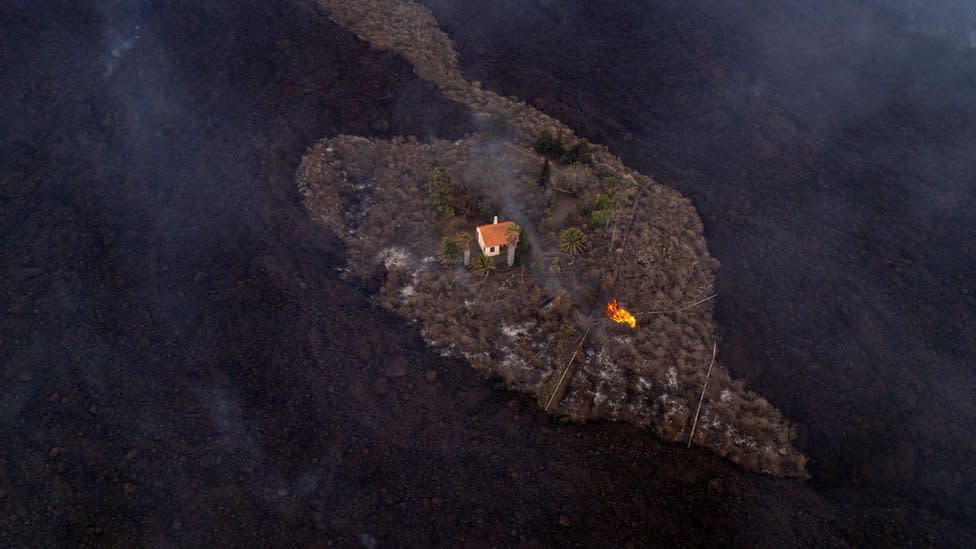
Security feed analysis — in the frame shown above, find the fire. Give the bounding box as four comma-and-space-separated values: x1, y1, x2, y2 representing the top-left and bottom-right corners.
605, 299, 637, 328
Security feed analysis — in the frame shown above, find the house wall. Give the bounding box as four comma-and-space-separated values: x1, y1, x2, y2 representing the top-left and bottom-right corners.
477, 229, 502, 257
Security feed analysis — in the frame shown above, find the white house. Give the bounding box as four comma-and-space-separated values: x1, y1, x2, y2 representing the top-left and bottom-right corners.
475, 216, 515, 257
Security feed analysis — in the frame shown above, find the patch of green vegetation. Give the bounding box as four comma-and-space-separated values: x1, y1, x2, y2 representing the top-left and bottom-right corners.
471, 253, 496, 277
602, 176, 621, 195
561, 138, 590, 165
581, 193, 611, 228
439, 237, 462, 265
428, 167, 455, 218
537, 158, 551, 187
587, 206, 613, 228
533, 130, 590, 165
533, 129, 566, 158
559, 227, 587, 255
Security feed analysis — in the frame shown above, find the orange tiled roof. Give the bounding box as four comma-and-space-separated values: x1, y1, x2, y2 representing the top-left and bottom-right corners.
477, 220, 515, 247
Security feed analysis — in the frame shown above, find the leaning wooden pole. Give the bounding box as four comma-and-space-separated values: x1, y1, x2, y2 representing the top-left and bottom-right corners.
687, 341, 718, 448
544, 326, 592, 413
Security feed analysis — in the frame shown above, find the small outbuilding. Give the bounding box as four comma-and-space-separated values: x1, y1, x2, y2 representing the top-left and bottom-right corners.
476, 216, 515, 258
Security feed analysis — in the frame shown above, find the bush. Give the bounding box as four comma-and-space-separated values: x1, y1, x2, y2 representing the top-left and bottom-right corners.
602, 176, 621, 195
588, 207, 612, 228
592, 193, 612, 212
537, 159, 551, 187
555, 164, 595, 194
561, 138, 591, 165
428, 167, 455, 218
582, 193, 613, 228
533, 130, 566, 158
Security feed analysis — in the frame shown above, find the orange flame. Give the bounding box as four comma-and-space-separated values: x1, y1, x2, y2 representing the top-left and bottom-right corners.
605, 299, 637, 328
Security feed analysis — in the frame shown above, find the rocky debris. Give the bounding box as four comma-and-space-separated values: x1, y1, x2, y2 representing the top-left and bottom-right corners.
385, 357, 408, 378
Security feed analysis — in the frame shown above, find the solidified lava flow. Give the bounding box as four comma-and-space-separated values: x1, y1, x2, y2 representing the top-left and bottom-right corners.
4, 0, 976, 546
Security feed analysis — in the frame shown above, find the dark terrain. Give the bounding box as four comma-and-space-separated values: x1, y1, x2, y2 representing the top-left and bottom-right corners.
422, 0, 976, 536
0, 0, 973, 546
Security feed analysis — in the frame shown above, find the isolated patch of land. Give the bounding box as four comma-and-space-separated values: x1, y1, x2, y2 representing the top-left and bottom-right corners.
301, 0, 808, 476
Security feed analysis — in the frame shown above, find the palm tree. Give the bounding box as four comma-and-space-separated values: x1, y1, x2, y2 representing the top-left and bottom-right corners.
439, 237, 462, 266
505, 223, 521, 267
559, 227, 586, 256
456, 232, 473, 266
471, 253, 496, 278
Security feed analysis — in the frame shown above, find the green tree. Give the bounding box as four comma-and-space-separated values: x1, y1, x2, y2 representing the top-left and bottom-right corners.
559, 227, 587, 256
428, 167, 455, 218
456, 232, 473, 266
533, 129, 565, 158
537, 159, 551, 187
439, 237, 462, 266
505, 223, 521, 267
471, 253, 497, 278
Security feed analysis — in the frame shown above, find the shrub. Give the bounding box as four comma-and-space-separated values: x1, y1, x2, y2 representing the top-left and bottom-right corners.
583, 193, 613, 228
592, 193, 612, 212
554, 164, 594, 194
428, 167, 455, 218
602, 176, 622, 195
561, 138, 591, 165
533, 130, 566, 158
588, 207, 612, 228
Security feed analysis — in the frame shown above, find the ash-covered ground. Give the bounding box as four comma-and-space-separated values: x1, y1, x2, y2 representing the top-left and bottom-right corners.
1, 0, 973, 546
421, 0, 976, 536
